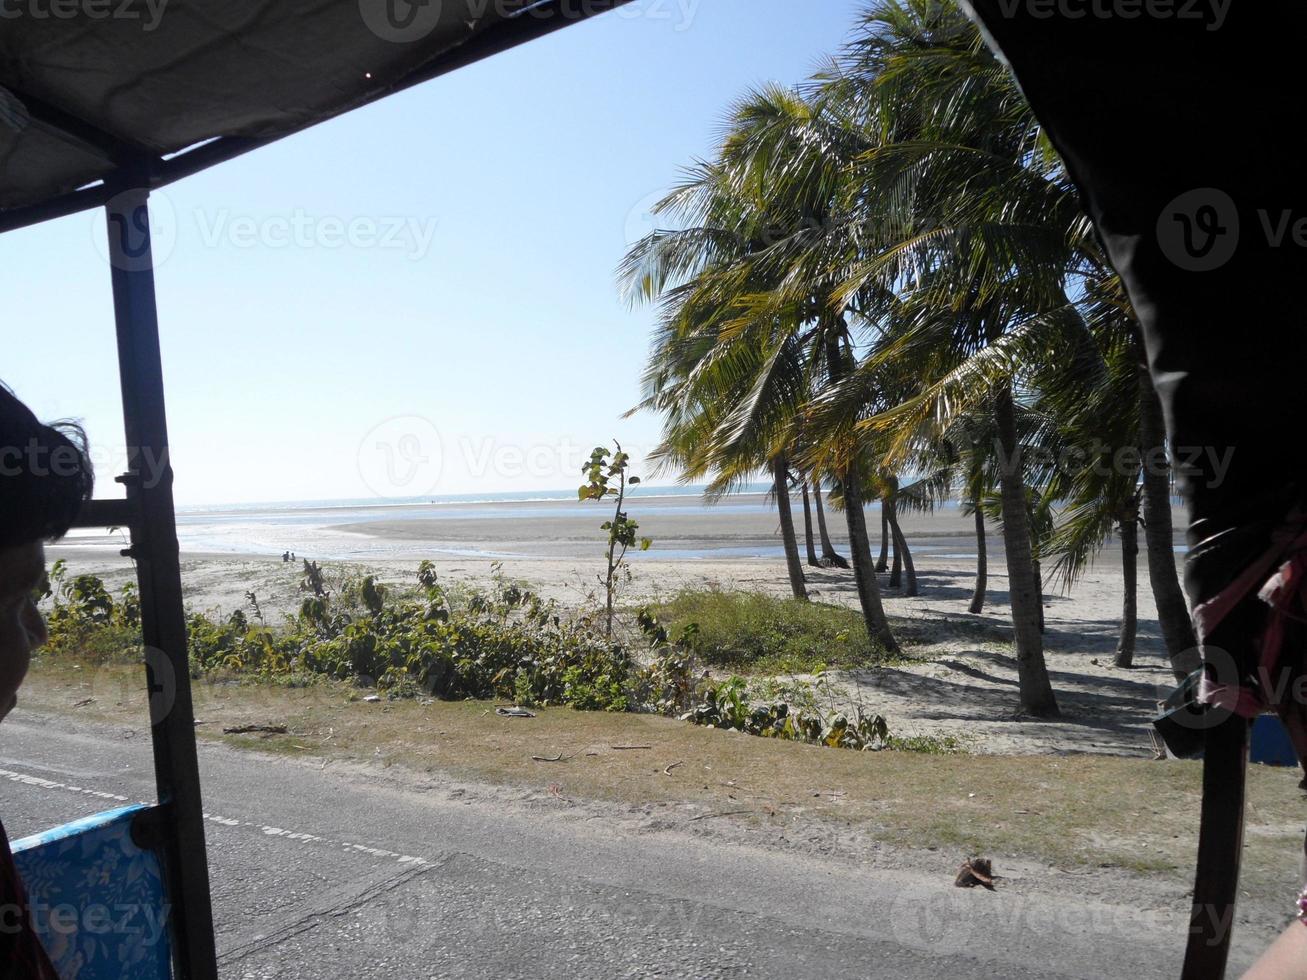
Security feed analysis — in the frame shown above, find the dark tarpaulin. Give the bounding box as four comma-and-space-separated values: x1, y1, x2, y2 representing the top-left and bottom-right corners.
960, 3, 1307, 976
0, 0, 628, 223
959, 3, 1307, 543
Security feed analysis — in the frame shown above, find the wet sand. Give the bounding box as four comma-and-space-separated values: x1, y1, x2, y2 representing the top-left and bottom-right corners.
57, 492, 1184, 563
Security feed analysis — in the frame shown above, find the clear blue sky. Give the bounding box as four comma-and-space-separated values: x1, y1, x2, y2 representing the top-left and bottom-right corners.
3, 0, 865, 506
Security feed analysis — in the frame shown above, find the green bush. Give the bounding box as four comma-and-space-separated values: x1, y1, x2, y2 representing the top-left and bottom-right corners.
882, 733, 965, 754
652, 588, 893, 674
40, 560, 142, 664
682, 676, 891, 750
44, 562, 633, 713
41, 566, 909, 748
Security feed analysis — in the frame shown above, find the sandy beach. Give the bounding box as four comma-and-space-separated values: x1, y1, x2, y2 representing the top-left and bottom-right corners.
49, 495, 1191, 760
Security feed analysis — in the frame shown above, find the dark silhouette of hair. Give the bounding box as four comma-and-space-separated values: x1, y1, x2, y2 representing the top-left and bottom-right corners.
0, 383, 94, 549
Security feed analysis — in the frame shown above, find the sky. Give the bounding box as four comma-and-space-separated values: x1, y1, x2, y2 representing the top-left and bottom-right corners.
2, 0, 865, 506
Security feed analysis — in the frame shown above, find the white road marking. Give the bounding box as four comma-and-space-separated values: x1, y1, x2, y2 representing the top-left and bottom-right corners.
0, 767, 130, 802
1, 764, 434, 870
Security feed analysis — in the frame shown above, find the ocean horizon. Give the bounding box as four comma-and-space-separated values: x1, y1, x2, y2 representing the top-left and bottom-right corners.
173, 483, 781, 515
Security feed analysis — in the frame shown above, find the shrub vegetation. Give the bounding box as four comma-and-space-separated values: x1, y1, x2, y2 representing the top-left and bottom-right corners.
653, 588, 901, 674
37, 561, 946, 754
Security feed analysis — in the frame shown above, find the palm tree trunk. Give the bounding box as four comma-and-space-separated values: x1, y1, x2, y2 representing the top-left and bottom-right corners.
1033, 559, 1045, 633
800, 477, 821, 567
1138, 364, 1199, 680
772, 456, 808, 601
887, 495, 902, 587
822, 325, 896, 652
887, 498, 918, 597
994, 383, 1059, 717
813, 482, 849, 568
840, 466, 900, 654
877, 508, 890, 572
1115, 505, 1140, 668
969, 505, 987, 614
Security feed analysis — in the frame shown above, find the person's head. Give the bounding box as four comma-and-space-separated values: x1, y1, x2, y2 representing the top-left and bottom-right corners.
0, 384, 93, 722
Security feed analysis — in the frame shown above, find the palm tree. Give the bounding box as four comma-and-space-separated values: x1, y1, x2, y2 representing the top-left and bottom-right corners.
1138, 367, 1198, 678
921, 411, 998, 614
967, 500, 988, 614
798, 474, 822, 567
1030, 273, 1147, 664
1024, 264, 1202, 674
800, 2, 1097, 715
1114, 495, 1141, 668
685, 0, 1077, 714
619, 130, 890, 644
811, 479, 850, 567
877, 509, 891, 572
623, 0, 1196, 703
772, 455, 810, 600
881, 472, 919, 597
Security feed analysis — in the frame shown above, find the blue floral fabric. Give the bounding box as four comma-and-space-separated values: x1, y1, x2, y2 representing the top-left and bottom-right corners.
11, 805, 172, 979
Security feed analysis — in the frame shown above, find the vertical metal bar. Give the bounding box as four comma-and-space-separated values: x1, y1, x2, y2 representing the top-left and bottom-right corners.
106, 183, 218, 980
1181, 717, 1249, 980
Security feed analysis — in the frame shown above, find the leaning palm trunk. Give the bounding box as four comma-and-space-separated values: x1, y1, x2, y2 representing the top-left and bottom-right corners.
772, 456, 808, 601
994, 384, 1059, 716
969, 505, 987, 614
813, 483, 849, 568
1138, 366, 1199, 680
887, 498, 918, 597
800, 478, 821, 567
840, 465, 900, 654
888, 499, 902, 587
877, 508, 890, 572
1115, 505, 1140, 668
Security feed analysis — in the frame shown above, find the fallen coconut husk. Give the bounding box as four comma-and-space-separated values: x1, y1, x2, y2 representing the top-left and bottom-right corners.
955, 857, 996, 890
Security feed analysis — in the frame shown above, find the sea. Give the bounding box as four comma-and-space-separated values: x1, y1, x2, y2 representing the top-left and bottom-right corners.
57, 484, 969, 563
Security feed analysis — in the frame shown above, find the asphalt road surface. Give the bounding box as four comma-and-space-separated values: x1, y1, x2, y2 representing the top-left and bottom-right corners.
0, 710, 1209, 979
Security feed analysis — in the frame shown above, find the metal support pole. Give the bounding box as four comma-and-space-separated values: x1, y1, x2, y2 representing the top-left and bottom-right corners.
1181, 717, 1249, 980
105, 183, 218, 980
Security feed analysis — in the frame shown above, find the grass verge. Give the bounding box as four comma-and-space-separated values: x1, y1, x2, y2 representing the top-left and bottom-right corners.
652, 588, 907, 673
21, 660, 1306, 894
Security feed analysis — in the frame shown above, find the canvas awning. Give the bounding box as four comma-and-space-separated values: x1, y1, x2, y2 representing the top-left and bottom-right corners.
0, 0, 629, 230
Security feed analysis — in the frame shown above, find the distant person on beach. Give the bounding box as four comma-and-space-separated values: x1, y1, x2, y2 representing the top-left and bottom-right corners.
0, 383, 93, 978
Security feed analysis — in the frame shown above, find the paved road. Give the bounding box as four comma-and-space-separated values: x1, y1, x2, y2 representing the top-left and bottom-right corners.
0, 710, 1211, 979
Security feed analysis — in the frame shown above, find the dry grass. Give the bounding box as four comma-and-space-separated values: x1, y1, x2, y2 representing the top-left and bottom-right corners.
22, 660, 1307, 888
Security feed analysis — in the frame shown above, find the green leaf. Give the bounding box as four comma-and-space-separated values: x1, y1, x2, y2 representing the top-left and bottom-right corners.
640, 538, 653, 551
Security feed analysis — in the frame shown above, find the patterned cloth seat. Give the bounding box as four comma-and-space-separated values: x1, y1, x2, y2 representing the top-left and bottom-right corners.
11, 805, 172, 979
